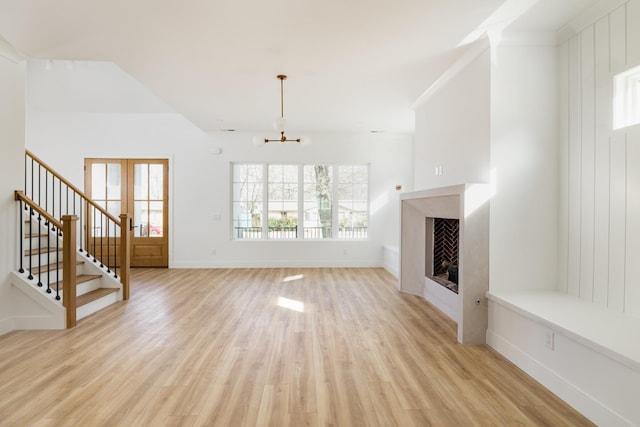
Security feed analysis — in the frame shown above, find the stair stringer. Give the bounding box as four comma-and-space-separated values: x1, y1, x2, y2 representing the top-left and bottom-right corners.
9, 271, 66, 330
10, 248, 124, 330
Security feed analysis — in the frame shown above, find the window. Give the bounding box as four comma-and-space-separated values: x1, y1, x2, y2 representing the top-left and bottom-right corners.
232, 163, 369, 240
268, 164, 299, 239
304, 165, 333, 238
232, 164, 263, 239
614, 64, 640, 130
337, 165, 369, 239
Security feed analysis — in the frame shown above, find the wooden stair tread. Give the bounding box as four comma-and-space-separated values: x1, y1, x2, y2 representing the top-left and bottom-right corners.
51, 274, 102, 289
24, 247, 60, 256
30, 260, 83, 274
76, 288, 119, 307
76, 274, 102, 284
24, 233, 47, 238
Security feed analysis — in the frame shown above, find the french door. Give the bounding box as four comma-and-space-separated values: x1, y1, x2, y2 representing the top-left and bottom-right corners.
85, 158, 169, 267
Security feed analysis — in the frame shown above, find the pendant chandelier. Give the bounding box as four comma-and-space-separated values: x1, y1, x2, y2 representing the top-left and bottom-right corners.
253, 75, 310, 145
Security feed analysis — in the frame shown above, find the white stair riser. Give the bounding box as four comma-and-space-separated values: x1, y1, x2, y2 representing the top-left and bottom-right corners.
77, 292, 119, 320
24, 252, 62, 267
58, 278, 103, 297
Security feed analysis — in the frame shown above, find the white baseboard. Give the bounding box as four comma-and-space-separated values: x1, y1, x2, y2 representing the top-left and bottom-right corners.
171, 260, 384, 269
12, 315, 65, 330
487, 330, 635, 427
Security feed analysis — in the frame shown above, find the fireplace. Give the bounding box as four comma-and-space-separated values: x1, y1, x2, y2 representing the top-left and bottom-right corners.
399, 184, 490, 344
429, 217, 459, 293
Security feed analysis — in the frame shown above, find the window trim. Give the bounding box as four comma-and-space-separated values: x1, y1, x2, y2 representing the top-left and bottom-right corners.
614, 64, 640, 130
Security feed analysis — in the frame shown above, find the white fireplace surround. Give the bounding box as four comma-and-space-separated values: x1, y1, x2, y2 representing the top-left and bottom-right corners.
399, 184, 490, 344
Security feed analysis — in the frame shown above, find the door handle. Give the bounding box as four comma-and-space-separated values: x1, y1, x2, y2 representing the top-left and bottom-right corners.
129, 218, 134, 231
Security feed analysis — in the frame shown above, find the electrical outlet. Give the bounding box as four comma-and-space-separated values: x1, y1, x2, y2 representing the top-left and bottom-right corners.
545, 330, 554, 350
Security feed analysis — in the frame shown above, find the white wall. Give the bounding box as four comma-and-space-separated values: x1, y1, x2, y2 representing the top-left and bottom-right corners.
558, 0, 640, 316
25, 62, 413, 269
413, 39, 491, 190
489, 40, 559, 293
0, 45, 26, 334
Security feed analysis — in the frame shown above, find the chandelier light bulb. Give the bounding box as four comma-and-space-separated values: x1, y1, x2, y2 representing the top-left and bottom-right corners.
273, 116, 287, 133
300, 136, 311, 146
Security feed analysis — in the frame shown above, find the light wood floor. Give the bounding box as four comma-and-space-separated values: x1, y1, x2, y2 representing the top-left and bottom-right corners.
0, 268, 593, 426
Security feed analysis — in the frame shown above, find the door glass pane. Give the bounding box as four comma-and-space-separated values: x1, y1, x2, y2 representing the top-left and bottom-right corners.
134, 201, 148, 237
107, 200, 122, 237
106, 163, 121, 199
134, 164, 149, 200
106, 201, 121, 218
149, 164, 163, 200
91, 201, 106, 237
91, 164, 106, 200
149, 201, 163, 237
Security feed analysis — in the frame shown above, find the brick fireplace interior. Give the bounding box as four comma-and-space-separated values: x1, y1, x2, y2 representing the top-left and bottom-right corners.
429, 217, 459, 293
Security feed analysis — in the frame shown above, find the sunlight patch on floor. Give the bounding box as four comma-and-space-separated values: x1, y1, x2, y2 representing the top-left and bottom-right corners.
277, 297, 305, 312
282, 274, 304, 282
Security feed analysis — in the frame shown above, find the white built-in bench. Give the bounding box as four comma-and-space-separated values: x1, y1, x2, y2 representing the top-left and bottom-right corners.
486, 290, 640, 426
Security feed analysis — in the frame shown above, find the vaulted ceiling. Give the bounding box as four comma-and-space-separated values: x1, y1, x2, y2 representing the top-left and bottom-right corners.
0, 0, 598, 133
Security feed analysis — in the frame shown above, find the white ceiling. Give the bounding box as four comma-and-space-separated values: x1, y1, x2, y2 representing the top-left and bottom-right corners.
0, 0, 599, 134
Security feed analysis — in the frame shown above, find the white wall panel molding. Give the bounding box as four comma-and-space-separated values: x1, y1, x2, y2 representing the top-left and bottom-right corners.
610, 5, 628, 73
580, 27, 597, 301
567, 35, 583, 298
593, 16, 612, 306
627, 0, 640, 65
609, 133, 627, 311
558, 41, 570, 293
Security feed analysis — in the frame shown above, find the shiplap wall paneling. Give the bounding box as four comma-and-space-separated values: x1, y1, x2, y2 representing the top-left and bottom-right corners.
627, 0, 640, 65
560, 2, 640, 313
567, 35, 583, 298
625, 126, 640, 315
609, 5, 627, 73
607, 3, 629, 312
609, 133, 626, 312
592, 15, 611, 306
580, 27, 596, 301
558, 41, 570, 293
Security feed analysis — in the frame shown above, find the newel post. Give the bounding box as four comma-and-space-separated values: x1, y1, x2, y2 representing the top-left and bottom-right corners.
119, 213, 131, 300
62, 215, 78, 328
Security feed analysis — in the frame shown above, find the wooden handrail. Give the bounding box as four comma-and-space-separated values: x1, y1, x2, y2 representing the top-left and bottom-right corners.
15, 191, 62, 230
25, 150, 121, 226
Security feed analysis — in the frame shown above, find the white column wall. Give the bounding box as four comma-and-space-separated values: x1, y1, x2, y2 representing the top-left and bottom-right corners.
413, 42, 491, 191
0, 49, 26, 334
489, 41, 559, 293
558, 0, 640, 316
